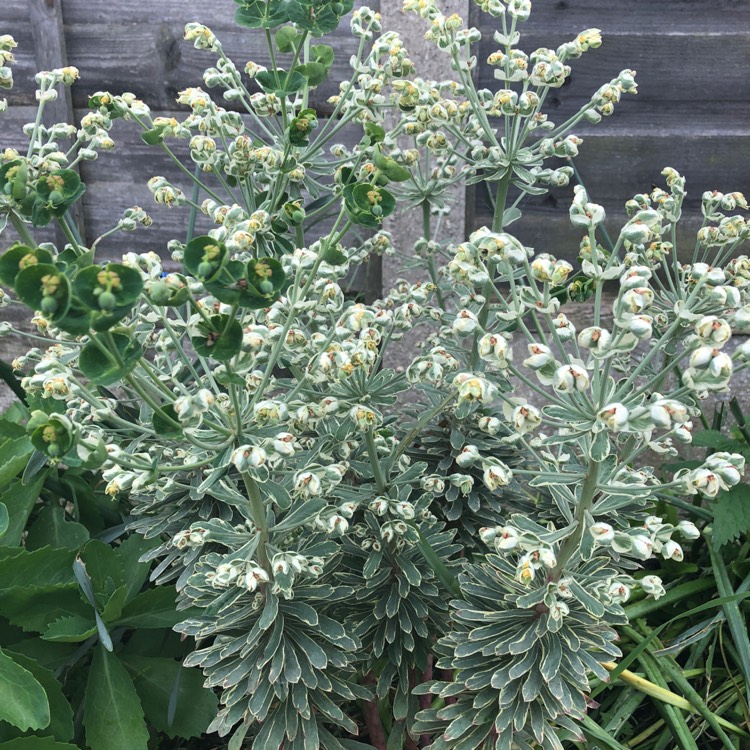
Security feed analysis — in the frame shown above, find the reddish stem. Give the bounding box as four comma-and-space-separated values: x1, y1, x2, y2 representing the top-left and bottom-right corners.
440, 669, 457, 705
417, 656, 434, 747
362, 675, 387, 750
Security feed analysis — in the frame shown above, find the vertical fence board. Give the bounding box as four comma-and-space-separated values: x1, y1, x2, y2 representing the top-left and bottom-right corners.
27, 0, 86, 240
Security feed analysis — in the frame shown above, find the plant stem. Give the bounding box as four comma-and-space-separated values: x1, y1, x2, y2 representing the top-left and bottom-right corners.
551, 459, 599, 580
9, 212, 36, 246
241, 472, 270, 570
422, 200, 445, 310
365, 429, 387, 494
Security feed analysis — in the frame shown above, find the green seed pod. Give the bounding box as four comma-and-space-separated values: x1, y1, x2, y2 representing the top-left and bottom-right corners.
197, 261, 215, 279
371, 204, 383, 217
258, 279, 274, 295
98, 290, 117, 310
40, 296, 58, 314
147, 280, 170, 304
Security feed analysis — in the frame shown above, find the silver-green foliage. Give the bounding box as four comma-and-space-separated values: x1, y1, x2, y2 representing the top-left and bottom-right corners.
1, 1, 749, 749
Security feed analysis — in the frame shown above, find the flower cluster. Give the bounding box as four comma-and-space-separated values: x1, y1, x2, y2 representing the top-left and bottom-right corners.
2, 4, 748, 750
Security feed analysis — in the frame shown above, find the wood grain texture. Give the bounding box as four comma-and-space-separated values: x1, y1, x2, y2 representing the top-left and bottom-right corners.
478, 0, 750, 33
27, 0, 87, 239
471, 202, 711, 263
1, 107, 363, 259
6, 2, 372, 113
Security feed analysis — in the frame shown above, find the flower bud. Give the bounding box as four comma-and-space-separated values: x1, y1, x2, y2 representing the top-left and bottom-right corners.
597, 402, 630, 432
482, 460, 513, 491
523, 343, 554, 369
631, 535, 654, 560
552, 364, 590, 393
456, 444, 481, 468
493, 526, 519, 551
452, 309, 480, 335
641, 575, 665, 599
590, 522, 615, 544
662, 540, 684, 562
677, 520, 700, 540
243, 566, 270, 591
695, 316, 732, 347
608, 582, 630, 603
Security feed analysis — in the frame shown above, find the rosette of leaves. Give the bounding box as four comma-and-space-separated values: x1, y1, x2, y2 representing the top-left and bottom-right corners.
74, 262, 144, 330
343, 182, 396, 228
0, 162, 86, 227
234, 0, 354, 36
411, 553, 625, 750
184, 235, 287, 309
0, 411, 217, 750
337, 507, 461, 734
401, 391, 523, 536
176, 534, 369, 749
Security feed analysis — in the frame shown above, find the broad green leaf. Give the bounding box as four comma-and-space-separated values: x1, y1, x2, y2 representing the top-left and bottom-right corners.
255, 69, 306, 97
1, 640, 75, 672
141, 127, 165, 145
25, 505, 90, 551
183, 236, 228, 282
311, 43, 334, 67
13, 265, 71, 322
0, 739, 79, 750
3, 651, 73, 741
115, 534, 160, 605
711, 484, 750, 548
100, 586, 129, 624
83, 646, 149, 750
0, 504, 7, 536
191, 314, 243, 361
0, 547, 77, 590
297, 61, 327, 87
0, 648, 49, 731
320, 244, 347, 266
117, 586, 186, 629
41, 615, 96, 643
78, 333, 142, 386
0, 244, 54, 287
151, 405, 181, 438
121, 655, 217, 739
0, 585, 89, 634
0, 435, 34, 487
275, 25, 298, 53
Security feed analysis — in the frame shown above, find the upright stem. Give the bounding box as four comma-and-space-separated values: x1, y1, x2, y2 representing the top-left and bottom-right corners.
9, 212, 36, 246
491, 168, 513, 232
365, 430, 387, 494
551, 459, 600, 580
241, 472, 270, 570
422, 200, 446, 310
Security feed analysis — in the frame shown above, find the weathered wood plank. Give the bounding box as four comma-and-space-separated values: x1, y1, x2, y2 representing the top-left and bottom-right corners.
6, 3, 371, 114
475, 32, 750, 108
28, 0, 86, 241
469, 204, 711, 263
471, 0, 750, 33
1, 107, 362, 260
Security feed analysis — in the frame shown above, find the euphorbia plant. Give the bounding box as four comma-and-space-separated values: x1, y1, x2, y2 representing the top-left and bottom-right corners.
1, 1, 749, 749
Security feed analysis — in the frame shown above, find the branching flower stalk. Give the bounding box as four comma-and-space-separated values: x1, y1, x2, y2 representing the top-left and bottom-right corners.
1, 4, 749, 750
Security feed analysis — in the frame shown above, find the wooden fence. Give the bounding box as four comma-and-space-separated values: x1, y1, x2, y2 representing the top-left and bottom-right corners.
470, 0, 750, 258
3, 0, 750, 268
